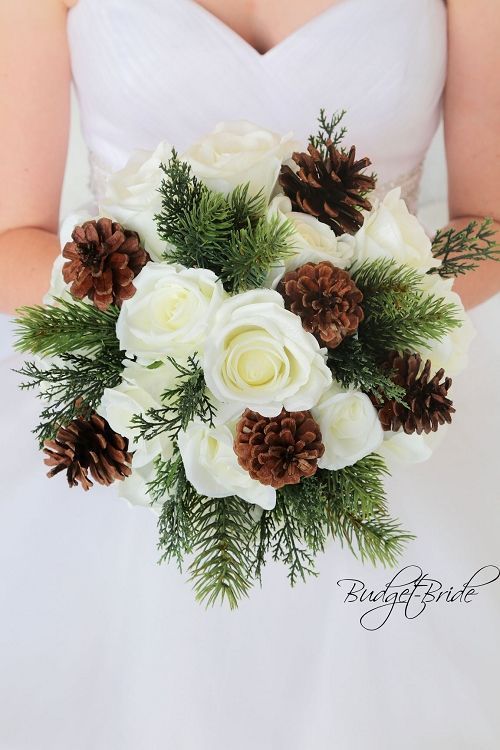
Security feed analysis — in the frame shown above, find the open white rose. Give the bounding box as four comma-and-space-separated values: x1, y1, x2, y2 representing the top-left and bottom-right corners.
351, 187, 440, 273
418, 274, 475, 376
203, 289, 332, 417
117, 460, 165, 514
312, 383, 383, 470
178, 421, 276, 509
265, 195, 356, 287
183, 121, 297, 202
116, 262, 226, 361
99, 141, 173, 261
99, 360, 178, 468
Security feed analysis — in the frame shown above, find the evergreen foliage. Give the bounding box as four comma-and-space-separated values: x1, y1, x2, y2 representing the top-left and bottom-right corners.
430, 218, 500, 277
352, 259, 461, 354
155, 151, 293, 293
14, 298, 120, 358
308, 108, 348, 157
16, 350, 124, 446
131, 355, 216, 441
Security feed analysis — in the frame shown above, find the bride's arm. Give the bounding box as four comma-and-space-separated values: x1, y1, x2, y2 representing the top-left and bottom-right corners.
444, 0, 500, 308
0, 0, 72, 314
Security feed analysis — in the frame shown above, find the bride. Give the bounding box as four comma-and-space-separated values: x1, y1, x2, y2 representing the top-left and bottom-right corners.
0, 1, 499, 748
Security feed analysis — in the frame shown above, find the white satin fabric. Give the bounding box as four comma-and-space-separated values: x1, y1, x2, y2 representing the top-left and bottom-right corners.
1, 1, 500, 749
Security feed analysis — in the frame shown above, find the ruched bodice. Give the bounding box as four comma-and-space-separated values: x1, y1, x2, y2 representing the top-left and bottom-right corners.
68, 0, 447, 207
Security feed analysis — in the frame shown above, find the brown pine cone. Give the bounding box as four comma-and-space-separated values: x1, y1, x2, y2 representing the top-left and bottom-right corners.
62, 217, 150, 310
277, 261, 364, 349
234, 408, 324, 489
371, 352, 455, 435
44, 412, 133, 490
278, 142, 376, 236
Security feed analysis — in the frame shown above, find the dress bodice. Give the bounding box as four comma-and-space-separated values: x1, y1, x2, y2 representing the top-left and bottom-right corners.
68, 0, 447, 209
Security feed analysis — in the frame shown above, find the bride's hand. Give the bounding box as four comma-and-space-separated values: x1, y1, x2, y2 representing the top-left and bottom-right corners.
0, 0, 73, 314
444, 0, 500, 308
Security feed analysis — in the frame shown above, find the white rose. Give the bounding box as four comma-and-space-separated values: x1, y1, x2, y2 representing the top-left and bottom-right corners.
99, 142, 173, 261
351, 187, 440, 273
265, 195, 356, 286
418, 274, 475, 376
117, 460, 165, 514
377, 430, 432, 467
183, 121, 297, 202
203, 289, 332, 417
99, 360, 178, 468
116, 262, 226, 361
178, 421, 276, 509
312, 383, 383, 470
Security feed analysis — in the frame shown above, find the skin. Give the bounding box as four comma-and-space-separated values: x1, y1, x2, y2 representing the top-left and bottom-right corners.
0, 0, 498, 313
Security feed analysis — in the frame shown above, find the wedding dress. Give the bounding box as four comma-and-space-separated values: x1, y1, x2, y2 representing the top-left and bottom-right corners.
0, 1, 499, 748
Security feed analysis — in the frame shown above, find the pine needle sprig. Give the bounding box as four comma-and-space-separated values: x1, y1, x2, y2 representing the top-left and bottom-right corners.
327, 337, 406, 403
322, 457, 414, 567
188, 495, 256, 609
16, 350, 125, 446
14, 298, 120, 358
308, 108, 348, 157
430, 218, 500, 277
220, 216, 295, 292
131, 355, 216, 441
227, 183, 267, 230
352, 259, 461, 354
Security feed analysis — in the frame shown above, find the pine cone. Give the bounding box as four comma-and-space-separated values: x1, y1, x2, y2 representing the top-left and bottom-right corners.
277, 261, 364, 348
44, 412, 133, 490
234, 408, 324, 489
62, 217, 150, 310
371, 352, 455, 435
279, 142, 376, 235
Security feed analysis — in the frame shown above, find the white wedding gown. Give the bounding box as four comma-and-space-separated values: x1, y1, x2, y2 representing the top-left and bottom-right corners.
1, 1, 499, 748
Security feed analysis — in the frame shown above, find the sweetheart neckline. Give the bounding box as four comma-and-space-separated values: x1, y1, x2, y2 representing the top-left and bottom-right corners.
184, 0, 356, 59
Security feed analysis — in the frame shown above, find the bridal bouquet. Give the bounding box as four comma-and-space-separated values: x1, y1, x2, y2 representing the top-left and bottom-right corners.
15, 111, 498, 607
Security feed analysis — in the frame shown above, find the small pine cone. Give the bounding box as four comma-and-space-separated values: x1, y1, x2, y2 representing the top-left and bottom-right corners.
278, 141, 376, 236
277, 261, 364, 348
62, 217, 150, 310
43, 412, 133, 490
371, 352, 455, 435
234, 408, 324, 489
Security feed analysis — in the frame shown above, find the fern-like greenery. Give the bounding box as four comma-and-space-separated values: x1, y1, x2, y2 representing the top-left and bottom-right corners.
352, 259, 461, 355
14, 298, 121, 358
15, 350, 125, 446
308, 108, 348, 157
430, 218, 500, 277
131, 355, 216, 441
155, 151, 293, 293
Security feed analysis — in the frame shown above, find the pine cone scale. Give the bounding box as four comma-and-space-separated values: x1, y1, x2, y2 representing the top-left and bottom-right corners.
279, 140, 376, 235
234, 409, 324, 488
62, 218, 150, 310
44, 412, 133, 490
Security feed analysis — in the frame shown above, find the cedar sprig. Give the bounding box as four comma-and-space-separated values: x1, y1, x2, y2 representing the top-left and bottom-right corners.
352, 259, 461, 354
430, 218, 500, 277
14, 297, 120, 358
308, 107, 348, 157
16, 350, 125, 446
155, 452, 201, 571
131, 355, 216, 442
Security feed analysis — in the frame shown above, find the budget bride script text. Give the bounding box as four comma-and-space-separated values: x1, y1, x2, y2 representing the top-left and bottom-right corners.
337, 565, 500, 630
